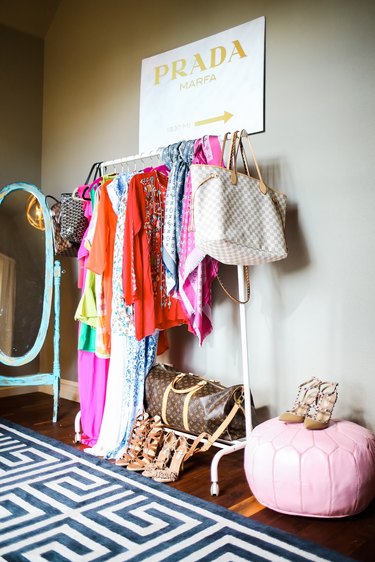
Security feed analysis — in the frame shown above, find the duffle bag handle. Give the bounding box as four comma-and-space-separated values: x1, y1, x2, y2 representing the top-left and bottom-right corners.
170, 374, 207, 394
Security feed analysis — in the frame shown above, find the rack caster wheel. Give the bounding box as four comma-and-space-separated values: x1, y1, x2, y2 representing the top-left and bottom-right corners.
210, 482, 219, 496
74, 433, 81, 444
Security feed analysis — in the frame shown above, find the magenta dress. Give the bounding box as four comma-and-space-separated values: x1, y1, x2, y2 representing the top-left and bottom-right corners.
76, 184, 109, 447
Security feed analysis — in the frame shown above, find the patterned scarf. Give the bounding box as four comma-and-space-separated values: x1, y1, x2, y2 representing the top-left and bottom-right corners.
161, 140, 195, 295
178, 135, 223, 345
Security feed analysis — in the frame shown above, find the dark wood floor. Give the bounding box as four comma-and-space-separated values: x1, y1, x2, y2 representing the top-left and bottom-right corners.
1, 392, 374, 561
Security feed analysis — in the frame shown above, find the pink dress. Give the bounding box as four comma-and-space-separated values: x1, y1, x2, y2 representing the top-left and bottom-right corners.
178, 136, 223, 344
76, 183, 109, 447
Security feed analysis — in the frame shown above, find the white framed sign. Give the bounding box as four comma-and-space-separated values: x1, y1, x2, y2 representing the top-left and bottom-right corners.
139, 16, 265, 152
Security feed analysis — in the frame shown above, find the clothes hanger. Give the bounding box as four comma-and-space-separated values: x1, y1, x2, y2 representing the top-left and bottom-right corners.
82, 177, 102, 201
72, 162, 103, 201
72, 163, 102, 202
84, 161, 102, 185
72, 185, 86, 202
81, 163, 103, 200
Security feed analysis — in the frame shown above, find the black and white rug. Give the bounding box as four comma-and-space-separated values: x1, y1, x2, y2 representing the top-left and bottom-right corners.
0, 419, 355, 561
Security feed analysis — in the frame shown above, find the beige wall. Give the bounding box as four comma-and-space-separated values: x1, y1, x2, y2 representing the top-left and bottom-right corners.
41, 0, 375, 430
0, 25, 43, 187
0, 24, 43, 378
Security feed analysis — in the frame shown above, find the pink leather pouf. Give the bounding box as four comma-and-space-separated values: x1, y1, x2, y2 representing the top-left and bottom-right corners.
245, 418, 375, 518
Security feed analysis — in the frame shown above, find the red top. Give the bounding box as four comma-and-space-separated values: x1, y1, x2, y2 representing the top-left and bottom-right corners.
123, 170, 187, 340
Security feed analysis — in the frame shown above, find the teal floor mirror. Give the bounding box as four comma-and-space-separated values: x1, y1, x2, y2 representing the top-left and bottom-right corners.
0, 183, 61, 421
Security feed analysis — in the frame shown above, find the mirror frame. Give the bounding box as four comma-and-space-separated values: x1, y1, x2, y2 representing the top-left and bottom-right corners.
0, 182, 54, 366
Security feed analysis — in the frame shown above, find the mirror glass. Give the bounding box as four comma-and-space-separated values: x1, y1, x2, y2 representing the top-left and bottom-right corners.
0, 184, 52, 363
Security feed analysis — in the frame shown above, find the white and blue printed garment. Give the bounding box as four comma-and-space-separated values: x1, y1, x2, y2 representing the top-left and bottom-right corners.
162, 140, 195, 295
105, 331, 158, 460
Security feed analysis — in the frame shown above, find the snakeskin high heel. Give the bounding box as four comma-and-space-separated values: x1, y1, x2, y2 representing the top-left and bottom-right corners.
304, 381, 338, 430
279, 377, 321, 423
126, 416, 164, 471
152, 436, 189, 483
142, 431, 178, 477
115, 412, 151, 467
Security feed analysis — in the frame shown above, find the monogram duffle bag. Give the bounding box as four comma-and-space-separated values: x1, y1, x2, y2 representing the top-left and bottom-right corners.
144, 363, 246, 442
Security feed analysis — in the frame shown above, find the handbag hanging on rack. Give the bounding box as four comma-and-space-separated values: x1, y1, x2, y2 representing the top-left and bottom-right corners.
59, 161, 102, 245
59, 193, 88, 244
45, 195, 79, 257
190, 130, 288, 267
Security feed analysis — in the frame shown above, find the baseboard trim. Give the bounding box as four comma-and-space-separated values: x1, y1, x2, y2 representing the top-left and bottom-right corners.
40, 379, 79, 402
0, 387, 37, 398
0, 379, 79, 403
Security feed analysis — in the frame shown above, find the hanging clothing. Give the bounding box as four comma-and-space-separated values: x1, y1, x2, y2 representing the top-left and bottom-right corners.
84, 171, 159, 459
75, 184, 109, 358
123, 169, 188, 341
75, 140, 222, 450
161, 140, 195, 295
76, 185, 97, 351
75, 182, 109, 447
77, 349, 109, 447
107, 331, 159, 460
86, 178, 117, 356
93, 332, 158, 460
84, 331, 158, 459
107, 172, 133, 216
76, 270, 97, 351
178, 135, 222, 344
110, 172, 136, 337
75, 269, 97, 329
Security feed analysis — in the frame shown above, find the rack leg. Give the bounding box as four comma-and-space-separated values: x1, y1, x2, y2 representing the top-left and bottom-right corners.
237, 265, 252, 436
74, 410, 82, 443
52, 260, 61, 423
209, 267, 253, 497
210, 441, 246, 496
52, 377, 60, 424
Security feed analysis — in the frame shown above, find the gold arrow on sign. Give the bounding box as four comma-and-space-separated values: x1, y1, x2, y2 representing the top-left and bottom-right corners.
194, 111, 233, 127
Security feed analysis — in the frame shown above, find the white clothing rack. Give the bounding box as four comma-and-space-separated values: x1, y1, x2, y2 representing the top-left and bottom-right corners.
99, 130, 251, 175
76, 134, 253, 496
100, 149, 163, 175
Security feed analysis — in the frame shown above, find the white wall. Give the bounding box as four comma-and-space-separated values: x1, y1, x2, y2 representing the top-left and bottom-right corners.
42, 0, 375, 430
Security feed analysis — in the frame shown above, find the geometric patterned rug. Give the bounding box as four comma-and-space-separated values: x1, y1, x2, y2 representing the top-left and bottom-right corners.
0, 419, 355, 561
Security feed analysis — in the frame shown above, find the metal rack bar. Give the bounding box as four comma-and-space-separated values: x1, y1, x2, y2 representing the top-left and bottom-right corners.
100, 149, 162, 175
99, 130, 248, 175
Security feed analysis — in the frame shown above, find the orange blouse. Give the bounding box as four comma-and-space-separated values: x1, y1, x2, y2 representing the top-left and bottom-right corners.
123, 170, 187, 340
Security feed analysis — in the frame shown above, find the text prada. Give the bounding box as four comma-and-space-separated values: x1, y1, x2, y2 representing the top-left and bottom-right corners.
154, 40, 247, 85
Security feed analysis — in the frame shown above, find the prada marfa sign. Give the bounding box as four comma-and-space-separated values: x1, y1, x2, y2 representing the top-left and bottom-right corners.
139, 17, 265, 151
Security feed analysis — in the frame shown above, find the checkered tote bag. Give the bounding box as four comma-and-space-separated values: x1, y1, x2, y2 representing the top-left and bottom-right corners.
45, 195, 79, 257
190, 132, 288, 266
60, 193, 88, 244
